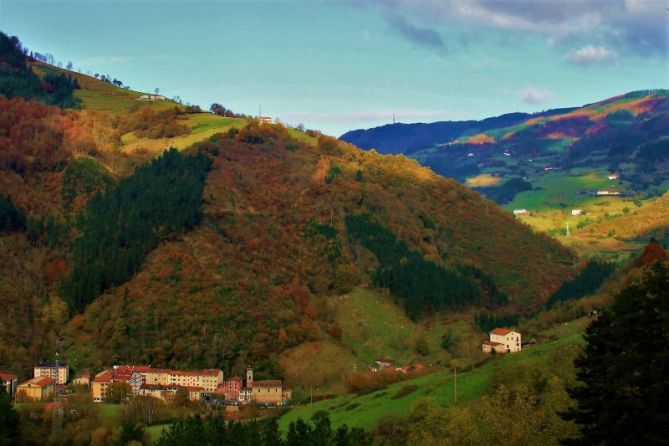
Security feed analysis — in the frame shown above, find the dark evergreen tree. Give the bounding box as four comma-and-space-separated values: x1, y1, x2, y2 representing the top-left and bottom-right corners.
564, 262, 669, 445
346, 214, 506, 319
0, 386, 20, 446
547, 260, 616, 307
0, 194, 25, 233
61, 148, 211, 312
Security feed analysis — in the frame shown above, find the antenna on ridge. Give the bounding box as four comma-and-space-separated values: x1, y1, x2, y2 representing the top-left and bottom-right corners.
259, 105, 261, 118
393, 112, 396, 124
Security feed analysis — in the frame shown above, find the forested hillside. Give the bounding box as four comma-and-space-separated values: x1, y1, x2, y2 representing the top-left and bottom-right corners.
1, 31, 575, 383
61, 122, 574, 377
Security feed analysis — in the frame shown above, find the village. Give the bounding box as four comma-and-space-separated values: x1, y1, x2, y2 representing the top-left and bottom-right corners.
0, 327, 524, 407
1, 362, 293, 407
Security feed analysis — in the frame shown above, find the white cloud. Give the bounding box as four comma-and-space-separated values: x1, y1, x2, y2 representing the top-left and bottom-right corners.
519, 85, 555, 104
566, 45, 617, 65
350, 0, 668, 57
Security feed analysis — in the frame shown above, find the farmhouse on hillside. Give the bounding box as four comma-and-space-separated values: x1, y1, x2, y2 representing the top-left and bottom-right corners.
513, 209, 529, 216
139, 93, 167, 101
482, 328, 522, 354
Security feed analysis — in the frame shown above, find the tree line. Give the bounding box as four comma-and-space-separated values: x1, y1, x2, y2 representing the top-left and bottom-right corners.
346, 214, 506, 320
60, 148, 211, 312
0, 32, 80, 108
156, 415, 370, 446
546, 259, 615, 308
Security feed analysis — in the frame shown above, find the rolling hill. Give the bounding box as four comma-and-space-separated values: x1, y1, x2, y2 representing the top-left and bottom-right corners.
341, 91, 669, 258
1, 34, 577, 384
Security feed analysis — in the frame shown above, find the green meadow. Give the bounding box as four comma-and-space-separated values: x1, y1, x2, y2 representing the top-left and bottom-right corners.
278, 329, 585, 432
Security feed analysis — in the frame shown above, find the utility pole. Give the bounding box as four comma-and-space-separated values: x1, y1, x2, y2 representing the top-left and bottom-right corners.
566, 222, 570, 237
393, 112, 396, 124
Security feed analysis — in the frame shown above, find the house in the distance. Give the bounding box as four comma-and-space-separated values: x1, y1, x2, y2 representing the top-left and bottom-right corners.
608, 173, 620, 181
513, 209, 529, 216
374, 359, 394, 368
258, 116, 274, 125
73, 374, 91, 387
0, 371, 18, 398
482, 328, 522, 354
34, 362, 69, 385
139, 93, 166, 101
16, 376, 55, 401
571, 209, 583, 216
596, 189, 621, 196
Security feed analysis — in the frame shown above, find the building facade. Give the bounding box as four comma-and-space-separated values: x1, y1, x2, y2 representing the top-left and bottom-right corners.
92, 365, 223, 403
17, 376, 55, 401
34, 362, 69, 385
482, 328, 522, 353
0, 371, 17, 398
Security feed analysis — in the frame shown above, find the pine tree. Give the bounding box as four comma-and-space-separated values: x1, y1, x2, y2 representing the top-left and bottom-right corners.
0, 386, 20, 446
564, 261, 669, 445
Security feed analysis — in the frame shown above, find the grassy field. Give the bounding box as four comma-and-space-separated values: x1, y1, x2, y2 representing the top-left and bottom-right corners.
506, 170, 618, 212
279, 288, 483, 397
146, 424, 170, 443
278, 328, 585, 432
33, 61, 179, 114
466, 173, 500, 187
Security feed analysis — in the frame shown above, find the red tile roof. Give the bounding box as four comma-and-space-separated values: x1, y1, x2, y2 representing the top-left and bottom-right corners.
490, 328, 512, 336
21, 376, 54, 387
253, 380, 282, 387
0, 371, 17, 381
93, 371, 111, 383
140, 384, 203, 392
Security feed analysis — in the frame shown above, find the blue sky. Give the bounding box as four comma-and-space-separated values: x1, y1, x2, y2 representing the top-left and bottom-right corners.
1, 0, 667, 135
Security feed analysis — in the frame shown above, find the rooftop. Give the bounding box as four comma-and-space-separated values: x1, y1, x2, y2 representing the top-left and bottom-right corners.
21, 376, 55, 387
0, 371, 17, 381
490, 328, 513, 336
253, 380, 282, 387
36, 362, 69, 368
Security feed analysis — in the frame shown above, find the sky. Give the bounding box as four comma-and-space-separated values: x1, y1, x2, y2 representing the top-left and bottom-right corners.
1, 0, 668, 135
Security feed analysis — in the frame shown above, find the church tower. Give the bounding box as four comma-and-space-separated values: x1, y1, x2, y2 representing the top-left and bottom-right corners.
246, 367, 254, 388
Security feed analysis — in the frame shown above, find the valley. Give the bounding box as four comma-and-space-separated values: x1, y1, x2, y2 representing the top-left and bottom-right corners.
1, 20, 668, 446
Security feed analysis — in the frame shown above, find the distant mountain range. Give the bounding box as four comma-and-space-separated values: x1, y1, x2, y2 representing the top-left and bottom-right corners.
341, 90, 669, 199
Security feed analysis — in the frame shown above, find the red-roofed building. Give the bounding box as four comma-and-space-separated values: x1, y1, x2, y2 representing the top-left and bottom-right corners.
217, 376, 242, 401
17, 376, 55, 401
0, 371, 18, 398
136, 383, 204, 401
92, 365, 223, 403
483, 328, 522, 353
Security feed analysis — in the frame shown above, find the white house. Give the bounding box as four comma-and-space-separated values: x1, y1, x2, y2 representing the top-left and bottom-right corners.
597, 190, 621, 196
571, 209, 583, 216
513, 209, 529, 216
482, 328, 522, 353
608, 173, 620, 180
139, 94, 167, 101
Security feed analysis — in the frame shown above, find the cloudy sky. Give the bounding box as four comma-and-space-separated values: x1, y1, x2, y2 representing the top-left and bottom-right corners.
2, 0, 667, 135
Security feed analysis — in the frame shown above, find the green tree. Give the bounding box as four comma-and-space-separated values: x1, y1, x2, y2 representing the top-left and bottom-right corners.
105, 382, 131, 404
0, 386, 20, 446
564, 262, 669, 445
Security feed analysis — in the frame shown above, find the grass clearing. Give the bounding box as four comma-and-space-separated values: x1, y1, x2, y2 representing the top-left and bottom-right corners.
146, 424, 170, 444
278, 329, 585, 432
466, 173, 500, 187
